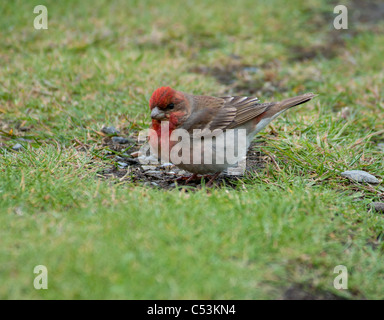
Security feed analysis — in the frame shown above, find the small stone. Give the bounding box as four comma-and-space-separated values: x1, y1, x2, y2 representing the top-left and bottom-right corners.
112, 136, 130, 144
372, 202, 384, 213
117, 162, 128, 168
378, 143, 384, 152
143, 182, 159, 187
138, 154, 158, 164
101, 126, 120, 135
131, 151, 139, 158
341, 170, 379, 184
145, 170, 161, 177
142, 166, 157, 171
160, 162, 174, 172
160, 162, 174, 168
12, 143, 23, 151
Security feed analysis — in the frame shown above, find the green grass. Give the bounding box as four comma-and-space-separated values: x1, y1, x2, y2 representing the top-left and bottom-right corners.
1, 0, 384, 299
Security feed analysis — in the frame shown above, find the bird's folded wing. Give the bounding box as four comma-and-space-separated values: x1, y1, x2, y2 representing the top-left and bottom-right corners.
219, 96, 271, 129
182, 95, 271, 138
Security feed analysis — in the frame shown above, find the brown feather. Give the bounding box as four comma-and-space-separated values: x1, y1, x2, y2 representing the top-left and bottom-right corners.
179, 92, 316, 133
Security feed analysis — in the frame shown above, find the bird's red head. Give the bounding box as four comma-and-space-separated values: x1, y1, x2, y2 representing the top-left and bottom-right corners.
149, 86, 177, 110
149, 87, 188, 128
148, 87, 188, 153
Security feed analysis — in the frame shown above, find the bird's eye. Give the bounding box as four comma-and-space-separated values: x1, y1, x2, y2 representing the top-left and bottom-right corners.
167, 103, 174, 110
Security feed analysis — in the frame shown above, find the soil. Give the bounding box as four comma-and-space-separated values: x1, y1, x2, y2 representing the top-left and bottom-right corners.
190, 59, 286, 97
98, 135, 267, 190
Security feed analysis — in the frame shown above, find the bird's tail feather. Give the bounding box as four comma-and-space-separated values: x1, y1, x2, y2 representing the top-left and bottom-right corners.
274, 93, 317, 112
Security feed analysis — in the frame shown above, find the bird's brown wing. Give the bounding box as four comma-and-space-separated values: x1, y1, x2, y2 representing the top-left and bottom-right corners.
180, 93, 316, 138
215, 96, 271, 130
181, 95, 271, 136
209, 93, 317, 130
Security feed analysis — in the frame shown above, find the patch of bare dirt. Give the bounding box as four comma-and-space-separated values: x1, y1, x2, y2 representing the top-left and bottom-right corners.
190, 1, 384, 88
0, 119, 35, 151
290, 0, 384, 62
288, 32, 350, 62
98, 135, 267, 190
350, 0, 384, 26
190, 59, 287, 97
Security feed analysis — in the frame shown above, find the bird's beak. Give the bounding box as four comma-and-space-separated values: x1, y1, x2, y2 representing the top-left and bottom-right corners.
151, 107, 166, 120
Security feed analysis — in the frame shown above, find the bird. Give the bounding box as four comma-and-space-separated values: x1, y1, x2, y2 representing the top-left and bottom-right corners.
148, 86, 316, 185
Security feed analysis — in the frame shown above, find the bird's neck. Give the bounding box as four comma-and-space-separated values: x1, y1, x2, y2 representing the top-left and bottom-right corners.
151, 114, 181, 137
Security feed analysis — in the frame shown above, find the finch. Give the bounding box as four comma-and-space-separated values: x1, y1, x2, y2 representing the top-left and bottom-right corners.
148, 86, 316, 184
